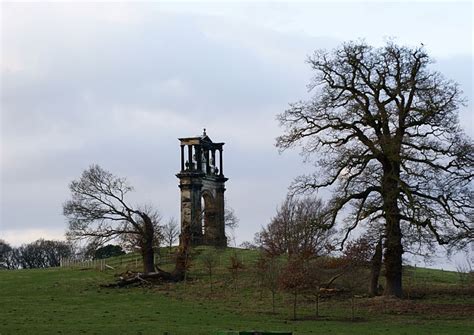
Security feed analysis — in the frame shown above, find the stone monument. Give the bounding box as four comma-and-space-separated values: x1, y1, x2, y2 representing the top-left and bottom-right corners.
176, 129, 228, 247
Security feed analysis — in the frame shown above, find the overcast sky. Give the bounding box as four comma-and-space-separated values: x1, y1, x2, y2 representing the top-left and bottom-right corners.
1, 1, 472, 269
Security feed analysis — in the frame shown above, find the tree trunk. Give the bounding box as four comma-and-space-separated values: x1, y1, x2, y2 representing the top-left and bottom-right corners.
351, 294, 355, 321
293, 290, 297, 320
382, 169, 403, 298
272, 291, 275, 314
209, 269, 213, 293
383, 221, 403, 297
315, 293, 319, 317
142, 245, 154, 273
172, 230, 190, 281
369, 238, 383, 296
142, 215, 155, 273
172, 248, 187, 281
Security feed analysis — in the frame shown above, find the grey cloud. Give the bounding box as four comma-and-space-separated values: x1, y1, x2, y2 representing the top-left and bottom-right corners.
1, 3, 472, 263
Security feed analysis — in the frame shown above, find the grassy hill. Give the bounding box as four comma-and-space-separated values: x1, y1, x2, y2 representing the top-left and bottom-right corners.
1, 247, 473, 335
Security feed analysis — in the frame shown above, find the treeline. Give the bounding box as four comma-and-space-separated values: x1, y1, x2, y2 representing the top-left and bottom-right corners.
0, 239, 130, 270
0, 239, 73, 269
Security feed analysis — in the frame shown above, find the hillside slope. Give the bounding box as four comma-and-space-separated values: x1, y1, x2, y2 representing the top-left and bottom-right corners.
1, 247, 472, 335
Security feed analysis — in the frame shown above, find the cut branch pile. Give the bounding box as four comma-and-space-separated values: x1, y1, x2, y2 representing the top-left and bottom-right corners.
102, 267, 180, 288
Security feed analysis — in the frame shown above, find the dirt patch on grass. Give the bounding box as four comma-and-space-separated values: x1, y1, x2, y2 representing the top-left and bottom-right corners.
364, 297, 474, 318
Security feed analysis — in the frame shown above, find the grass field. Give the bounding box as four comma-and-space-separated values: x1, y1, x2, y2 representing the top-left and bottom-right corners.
1, 247, 473, 335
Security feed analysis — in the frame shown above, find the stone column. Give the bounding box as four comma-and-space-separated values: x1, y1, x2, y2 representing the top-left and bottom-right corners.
211, 150, 216, 173
195, 145, 202, 172
187, 145, 193, 170
205, 150, 210, 174
219, 149, 223, 176
179, 182, 192, 246
179, 177, 203, 246
214, 184, 227, 247
190, 182, 203, 244
180, 145, 185, 172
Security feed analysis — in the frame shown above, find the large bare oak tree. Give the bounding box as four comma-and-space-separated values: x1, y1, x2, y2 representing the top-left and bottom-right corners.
63, 165, 160, 273
277, 41, 473, 297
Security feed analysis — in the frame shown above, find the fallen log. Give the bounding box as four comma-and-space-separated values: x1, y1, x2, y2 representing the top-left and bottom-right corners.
102, 236, 189, 288
101, 267, 183, 288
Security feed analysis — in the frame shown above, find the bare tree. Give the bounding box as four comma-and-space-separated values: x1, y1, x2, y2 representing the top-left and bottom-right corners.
202, 249, 219, 293
0, 239, 15, 269
163, 218, 179, 253
279, 257, 308, 320
255, 252, 281, 313
224, 207, 239, 230
304, 258, 329, 318
63, 164, 159, 273
224, 205, 239, 246
277, 41, 473, 297
228, 251, 244, 290
259, 195, 335, 258
341, 237, 371, 320
266, 258, 282, 314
